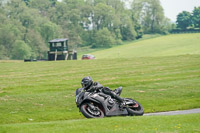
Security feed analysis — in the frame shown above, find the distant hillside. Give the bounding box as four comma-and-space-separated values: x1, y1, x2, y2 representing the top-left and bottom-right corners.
91, 33, 200, 59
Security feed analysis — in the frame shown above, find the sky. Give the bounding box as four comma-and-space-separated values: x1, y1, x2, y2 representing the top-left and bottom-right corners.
57, 0, 200, 22
160, 0, 200, 22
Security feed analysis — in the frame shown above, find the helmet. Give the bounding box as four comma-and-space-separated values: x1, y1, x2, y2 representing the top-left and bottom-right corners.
81, 76, 93, 89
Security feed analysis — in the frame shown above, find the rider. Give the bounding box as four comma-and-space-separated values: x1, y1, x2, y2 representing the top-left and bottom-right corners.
81, 76, 125, 107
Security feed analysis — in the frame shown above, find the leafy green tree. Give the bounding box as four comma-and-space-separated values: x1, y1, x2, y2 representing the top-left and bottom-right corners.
63, 0, 84, 9
106, 0, 125, 13
67, 28, 83, 49
49, 0, 57, 7
6, 0, 27, 19
79, 4, 93, 29
29, 0, 51, 16
176, 11, 192, 29
93, 28, 115, 48
66, 9, 81, 25
39, 21, 62, 44
120, 12, 137, 40
48, 2, 67, 24
0, 25, 17, 58
114, 29, 122, 40
0, 13, 9, 59
0, 0, 171, 60
131, 0, 166, 33
12, 40, 32, 60
19, 11, 35, 42
23, 0, 30, 6
26, 30, 48, 59
93, 3, 114, 30
192, 7, 200, 28
160, 17, 172, 34
134, 24, 143, 39
148, 0, 165, 33
0, 45, 7, 59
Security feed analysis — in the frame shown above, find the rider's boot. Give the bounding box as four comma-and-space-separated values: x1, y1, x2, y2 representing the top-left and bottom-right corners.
110, 91, 126, 109
119, 100, 126, 109
113, 87, 122, 96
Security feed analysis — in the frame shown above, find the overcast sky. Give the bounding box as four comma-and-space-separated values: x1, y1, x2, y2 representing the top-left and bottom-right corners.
160, 0, 200, 22
57, 0, 200, 22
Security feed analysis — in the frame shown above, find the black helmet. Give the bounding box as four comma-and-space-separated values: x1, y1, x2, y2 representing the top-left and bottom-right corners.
81, 76, 93, 89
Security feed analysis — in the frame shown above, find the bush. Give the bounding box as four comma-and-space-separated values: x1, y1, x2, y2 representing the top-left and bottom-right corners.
12, 40, 32, 60
171, 28, 200, 33
92, 28, 115, 48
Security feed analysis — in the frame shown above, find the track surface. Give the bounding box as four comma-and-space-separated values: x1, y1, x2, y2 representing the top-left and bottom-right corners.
144, 108, 200, 116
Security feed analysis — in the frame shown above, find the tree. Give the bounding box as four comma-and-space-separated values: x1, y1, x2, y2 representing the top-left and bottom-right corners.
23, 0, 30, 6
106, 0, 125, 13
93, 28, 115, 48
39, 21, 62, 44
49, 0, 57, 7
120, 12, 137, 40
6, 0, 27, 19
19, 11, 35, 42
12, 40, 31, 60
67, 28, 83, 49
192, 7, 200, 28
66, 9, 81, 25
148, 0, 165, 33
131, 0, 166, 33
29, 0, 51, 16
93, 3, 114, 30
26, 30, 48, 59
176, 11, 192, 29
1, 0, 173, 60
79, 4, 93, 30
0, 25, 17, 58
0, 45, 7, 59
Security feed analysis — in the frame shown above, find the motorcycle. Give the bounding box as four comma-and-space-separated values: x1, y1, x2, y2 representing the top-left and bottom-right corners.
75, 87, 144, 118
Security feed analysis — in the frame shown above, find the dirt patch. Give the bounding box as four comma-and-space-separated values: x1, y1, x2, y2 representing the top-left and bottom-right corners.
136, 90, 145, 93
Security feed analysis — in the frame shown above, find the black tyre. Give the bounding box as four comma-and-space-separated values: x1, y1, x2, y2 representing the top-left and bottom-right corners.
80, 102, 104, 118
125, 98, 144, 116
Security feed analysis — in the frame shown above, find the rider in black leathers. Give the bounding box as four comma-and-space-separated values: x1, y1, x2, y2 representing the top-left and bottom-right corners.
81, 77, 125, 105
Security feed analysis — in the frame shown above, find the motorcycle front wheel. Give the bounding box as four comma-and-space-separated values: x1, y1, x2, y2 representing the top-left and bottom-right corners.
80, 102, 104, 118
125, 98, 144, 116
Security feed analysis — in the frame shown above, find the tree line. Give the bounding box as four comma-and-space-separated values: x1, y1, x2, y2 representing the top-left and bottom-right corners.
176, 6, 200, 30
0, 0, 172, 60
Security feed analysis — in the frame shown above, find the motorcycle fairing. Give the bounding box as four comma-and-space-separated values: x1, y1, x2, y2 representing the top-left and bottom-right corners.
85, 92, 128, 116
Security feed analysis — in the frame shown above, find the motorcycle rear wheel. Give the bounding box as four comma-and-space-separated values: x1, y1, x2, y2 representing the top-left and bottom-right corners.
125, 99, 144, 116
80, 102, 104, 118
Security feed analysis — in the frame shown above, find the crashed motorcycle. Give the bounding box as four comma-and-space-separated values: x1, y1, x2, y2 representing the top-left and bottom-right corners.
75, 87, 144, 118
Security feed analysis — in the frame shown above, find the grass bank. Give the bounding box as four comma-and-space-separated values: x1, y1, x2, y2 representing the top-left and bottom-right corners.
77, 34, 162, 59
91, 33, 200, 59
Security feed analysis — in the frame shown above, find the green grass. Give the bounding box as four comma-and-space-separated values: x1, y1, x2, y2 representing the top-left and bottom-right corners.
0, 33, 200, 132
90, 33, 200, 59
77, 34, 162, 59
1, 114, 200, 133
0, 55, 200, 125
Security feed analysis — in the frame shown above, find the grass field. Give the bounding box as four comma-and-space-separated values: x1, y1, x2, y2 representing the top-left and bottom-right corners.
1, 114, 200, 133
77, 34, 162, 59
90, 33, 200, 59
0, 33, 200, 132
